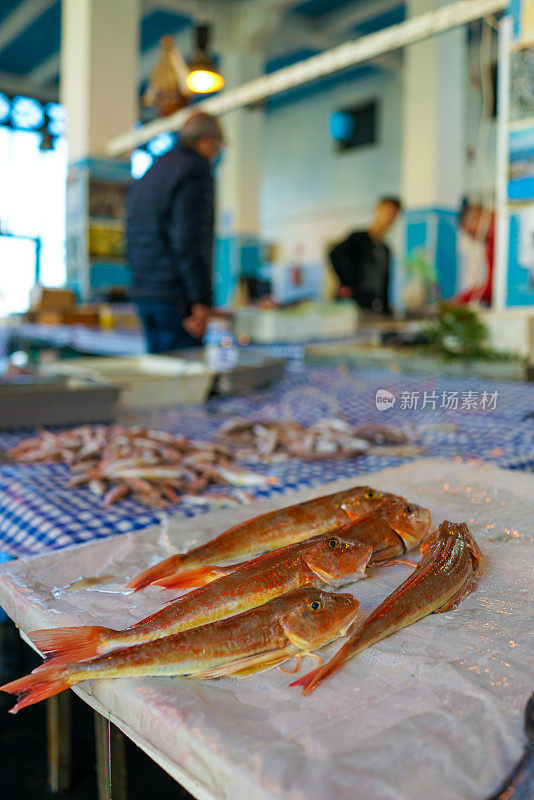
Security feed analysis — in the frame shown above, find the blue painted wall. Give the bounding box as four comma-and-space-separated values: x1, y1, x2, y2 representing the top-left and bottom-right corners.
506, 212, 534, 306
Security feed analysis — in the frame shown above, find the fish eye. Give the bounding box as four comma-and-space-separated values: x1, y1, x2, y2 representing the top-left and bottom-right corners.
327, 538, 338, 548
309, 600, 323, 611
405, 505, 414, 514
366, 489, 375, 499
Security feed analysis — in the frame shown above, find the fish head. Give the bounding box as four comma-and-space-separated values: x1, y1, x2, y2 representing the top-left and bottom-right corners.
431, 520, 484, 572
303, 535, 372, 585
341, 486, 405, 520
385, 500, 432, 549
280, 588, 361, 650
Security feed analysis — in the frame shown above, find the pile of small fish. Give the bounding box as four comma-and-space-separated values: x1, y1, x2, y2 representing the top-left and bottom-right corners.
0, 484, 483, 713
215, 417, 412, 462
8, 425, 274, 508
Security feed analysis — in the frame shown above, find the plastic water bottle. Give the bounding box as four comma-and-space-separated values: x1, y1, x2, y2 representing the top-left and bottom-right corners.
204, 319, 238, 372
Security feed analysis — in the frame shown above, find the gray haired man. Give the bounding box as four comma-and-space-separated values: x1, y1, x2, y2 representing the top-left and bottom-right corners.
126, 112, 225, 352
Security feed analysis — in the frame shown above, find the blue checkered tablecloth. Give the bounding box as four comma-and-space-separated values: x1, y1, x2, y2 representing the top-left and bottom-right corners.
0, 366, 533, 558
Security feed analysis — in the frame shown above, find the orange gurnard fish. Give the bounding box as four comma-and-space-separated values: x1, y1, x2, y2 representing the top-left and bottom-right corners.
1, 588, 361, 713
292, 520, 483, 695
29, 533, 371, 664
127, 485, 405, 591
153, 501, 431, 590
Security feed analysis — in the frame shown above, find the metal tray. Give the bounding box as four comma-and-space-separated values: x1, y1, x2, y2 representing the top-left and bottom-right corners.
170, 348, 287, 395
0, 377, 120, 429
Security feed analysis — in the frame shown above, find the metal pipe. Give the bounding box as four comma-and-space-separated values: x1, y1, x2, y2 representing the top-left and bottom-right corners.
493, 14, 512, 310
106, 0, 508, 156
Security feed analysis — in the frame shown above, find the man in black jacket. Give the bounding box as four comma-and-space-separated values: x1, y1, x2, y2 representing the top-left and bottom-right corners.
127, 112, 224, 352
329, 196, 401, 315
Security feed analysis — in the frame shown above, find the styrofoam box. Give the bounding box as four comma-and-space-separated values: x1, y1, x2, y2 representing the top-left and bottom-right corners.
479, 308, 534, 359
234, 301, 359, 343
42, 356, 215, 408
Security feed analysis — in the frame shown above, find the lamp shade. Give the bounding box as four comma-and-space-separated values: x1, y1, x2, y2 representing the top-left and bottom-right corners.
188, 24, 224, 94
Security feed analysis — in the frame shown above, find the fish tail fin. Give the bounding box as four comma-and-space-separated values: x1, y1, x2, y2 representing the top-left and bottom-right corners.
126, 554, 183, 591
1, 664, 71, 713
29, 626, 111, 664
290, 647, 348, 696
151, 565, 233, 590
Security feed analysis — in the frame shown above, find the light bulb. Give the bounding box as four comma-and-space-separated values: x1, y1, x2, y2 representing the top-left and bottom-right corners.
186, 69, 225, 94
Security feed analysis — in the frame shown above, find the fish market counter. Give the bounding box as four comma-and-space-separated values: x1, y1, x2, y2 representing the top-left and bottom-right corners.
0, 459, 532, 800
2, 367, 534, 559
5, 321, 146, 357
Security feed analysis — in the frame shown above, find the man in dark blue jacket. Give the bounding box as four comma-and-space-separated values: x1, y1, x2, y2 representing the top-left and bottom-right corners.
127, 112, 224, 352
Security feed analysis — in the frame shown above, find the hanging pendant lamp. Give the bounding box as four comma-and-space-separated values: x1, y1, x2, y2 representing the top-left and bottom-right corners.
187, 24, 225, 94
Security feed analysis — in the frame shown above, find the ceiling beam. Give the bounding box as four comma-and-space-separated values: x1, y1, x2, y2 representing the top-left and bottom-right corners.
142, 0, 206, 18
0, 0, 57, 51
142, 0, 404, 62
236, 0, 301, 13
267, 0, 404, 57
373, 52, 403, 73
29, 52, 60, 87
0, 70, 58, 101
107, 0, 507, 156
144, 0, 298, 17
321, 0, 402, 37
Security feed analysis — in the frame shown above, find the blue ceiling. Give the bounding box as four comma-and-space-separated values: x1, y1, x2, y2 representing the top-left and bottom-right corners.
0, 0, 405, 96
264, 3, 406, 74
139, 9, 190, 52
0, 0, 22, 27
0, 1, 192, 83
294, 0, 364, 18
1, 1, 60, 74
356, 5, 405, 35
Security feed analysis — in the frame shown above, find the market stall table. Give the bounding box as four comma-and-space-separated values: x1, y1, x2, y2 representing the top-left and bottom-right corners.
5, 321, 146, 357
1, 367, 534, 559
0, 365, 532, 795
0, 459, 532, 800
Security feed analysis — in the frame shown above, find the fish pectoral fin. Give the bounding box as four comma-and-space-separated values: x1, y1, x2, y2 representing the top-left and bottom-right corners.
279, 652, 324, 674
232, 653, 290, 678
187, 648, 293, 680
278, 655, 302, 674
433, 577, 474, 614
371, 557, 417, 569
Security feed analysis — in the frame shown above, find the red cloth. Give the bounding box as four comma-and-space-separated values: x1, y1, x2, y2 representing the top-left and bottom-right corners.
454, 215, 494, 306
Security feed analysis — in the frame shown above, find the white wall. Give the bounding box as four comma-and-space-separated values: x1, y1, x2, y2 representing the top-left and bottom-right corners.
259, 36, 497, 294
259, 69, 403, 283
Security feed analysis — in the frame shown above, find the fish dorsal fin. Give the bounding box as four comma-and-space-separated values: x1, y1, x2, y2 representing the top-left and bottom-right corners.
234, 549, 279, 571
339, 508, 382, 525
234, 540, 306, 572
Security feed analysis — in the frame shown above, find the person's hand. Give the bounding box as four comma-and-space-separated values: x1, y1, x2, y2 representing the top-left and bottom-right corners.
184, 303, 210, 339
338, 285, 353, 299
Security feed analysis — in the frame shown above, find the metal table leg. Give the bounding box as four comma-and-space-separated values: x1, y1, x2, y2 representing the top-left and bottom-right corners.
94, 710, 128, 800
47, 692, 71, 794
